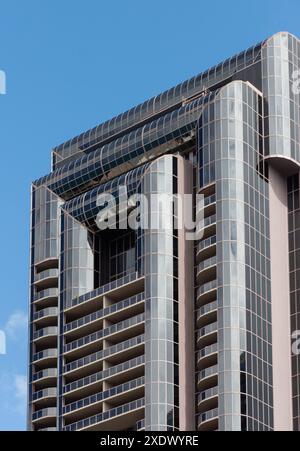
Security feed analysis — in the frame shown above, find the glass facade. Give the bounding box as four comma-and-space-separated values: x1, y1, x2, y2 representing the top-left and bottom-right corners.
29, 32, 300, 431
288, 174, 300, 430
197, 81, 273, 431
141, 156, 179, 431
262, 33, 300, 164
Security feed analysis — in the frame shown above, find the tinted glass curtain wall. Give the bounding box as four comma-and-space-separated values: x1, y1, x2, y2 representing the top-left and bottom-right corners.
29, 32, 300, 431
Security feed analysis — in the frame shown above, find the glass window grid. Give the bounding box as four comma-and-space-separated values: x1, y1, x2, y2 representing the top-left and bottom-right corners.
141, 156, 180, 431
288, 174, 300, 430
34, 93, 216, 200
262, 33, 300, 165
29, 33, 300, 431
52, 41, 263, 167
196, 82, 273, 431
109, 230, 136, 281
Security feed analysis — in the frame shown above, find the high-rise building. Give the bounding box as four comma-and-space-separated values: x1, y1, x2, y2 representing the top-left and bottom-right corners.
28, 32, 300, 432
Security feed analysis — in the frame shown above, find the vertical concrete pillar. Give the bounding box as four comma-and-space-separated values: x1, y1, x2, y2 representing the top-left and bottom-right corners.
269, 165, 293, 431
178, 158, 195, 430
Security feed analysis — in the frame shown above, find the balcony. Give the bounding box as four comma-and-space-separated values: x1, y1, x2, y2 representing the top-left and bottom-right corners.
63, 377, 145, 421
64, 314, 145, 360
64, 398, 145, 431
32, 349, 57, 370
33, 326, 58, 347
197, 321, 217, 349
196, 235, 216, 263
196, 279, 217, 307
34, 288, 58, 308
34, 268, 59, 290
64, 293, 144, 340
33, 307, 58, 327
196, 300, 218, 328
32, 388, 57, 408
63, 355, 145, 401
64, 334, 144, 380
35, 258, 58, 273
136, 419, 145, 431
198, 183, 215, 198
197, 214, 216, 240
198, 408, 218, 431
197, 194, 216, 219
64, 273, 144, 319
32, 407, 57, 426
196, 256, 217, 284
197, 343, 218, 370
197, 364, 218, 391
197, 386, 218, 413
32, 368, 57, 388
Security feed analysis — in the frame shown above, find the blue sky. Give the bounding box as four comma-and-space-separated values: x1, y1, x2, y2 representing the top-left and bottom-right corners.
0, 0, 299, 431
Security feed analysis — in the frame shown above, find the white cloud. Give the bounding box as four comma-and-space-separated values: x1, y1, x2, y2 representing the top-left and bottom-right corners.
14, 375, 27, 415
0, 372, 27, 429
0, 330, 6, 354
15, 375, 27, 400
4, 311, 27, 340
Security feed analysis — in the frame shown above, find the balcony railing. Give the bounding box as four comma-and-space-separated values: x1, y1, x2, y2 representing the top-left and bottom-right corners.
63, 376, 144, 415
197, 343, 218, 361
34, 288, 58, 303
198, 214, 216, 232
35, 269, 59, 283
33, 348, 57, 363
136, 419, 145, 431
32, 407, 57, 422
197, 322, 218, 340
196, 194, 216, 214
197, 235, 216, 255
66, 273, 139, 310
197, 280, 217, 299
198, 386, 218, 404
64, 334, 144, 374
198, 408, 218, 427
64, 314, 145, 354
64, 398, 145, 431
197, 301, 218, 321
197, 256, 217, 275
33, 326, 58, 341
33, 307, 58, 322
32, 368, 57, 383
198, 365, 218, 383
32, 387, 57, 402
64, 293, 144, 334
63, 355, 145, 394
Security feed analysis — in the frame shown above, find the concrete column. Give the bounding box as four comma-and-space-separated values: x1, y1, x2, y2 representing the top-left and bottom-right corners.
178, 158, 195, 430
269, 164, 293, 431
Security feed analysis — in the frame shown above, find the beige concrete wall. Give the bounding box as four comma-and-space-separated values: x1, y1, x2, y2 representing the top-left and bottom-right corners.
178, 157, 195, 430
269, 164, 293, 431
